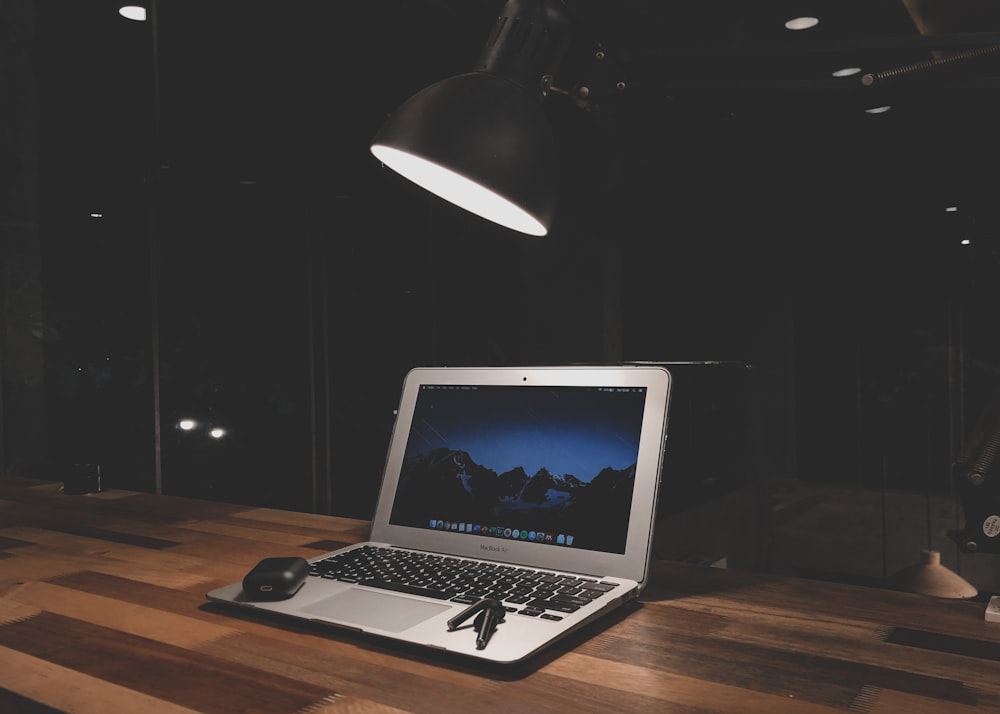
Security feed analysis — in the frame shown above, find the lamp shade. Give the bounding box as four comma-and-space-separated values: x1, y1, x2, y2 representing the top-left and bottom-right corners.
371, 71, 558, 236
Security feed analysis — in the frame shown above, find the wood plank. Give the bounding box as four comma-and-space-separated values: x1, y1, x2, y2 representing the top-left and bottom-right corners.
718, 617, 1000, 691
871, 687, 1000, 713
2, 497, 203, 545
0, 544, 213, 591
0, 645, 202, 714
21, 520, 179, 550
0, 527, 210, 572
0, 547, 87, 589
48, 571, 223, 615
230, 507, 370, 532
173, 517, 333, 546
539, 651, 843, 713
0, 612, 337, 714
883, 627, 1000, 662
5, 581, 238, 649
170, 512, 364, 549
55, 490, 245, 523
0, 598, 40, 626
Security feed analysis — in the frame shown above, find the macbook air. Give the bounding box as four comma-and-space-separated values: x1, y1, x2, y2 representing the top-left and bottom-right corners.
207, 364, 672, 664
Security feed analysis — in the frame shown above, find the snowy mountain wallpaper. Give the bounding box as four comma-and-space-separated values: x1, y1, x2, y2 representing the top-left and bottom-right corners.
389, 385, 647, 554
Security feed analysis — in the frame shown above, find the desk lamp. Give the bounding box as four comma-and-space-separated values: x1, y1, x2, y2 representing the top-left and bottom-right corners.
949, 385, 1000, 558
889, 387, 1000, 599
370, 0, 572, 236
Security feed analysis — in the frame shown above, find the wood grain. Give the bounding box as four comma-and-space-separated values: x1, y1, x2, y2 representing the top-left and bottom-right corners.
3, 476, 1000, 713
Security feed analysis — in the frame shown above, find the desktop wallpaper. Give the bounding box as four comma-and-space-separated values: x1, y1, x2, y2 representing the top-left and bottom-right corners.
388, 384, 647, 554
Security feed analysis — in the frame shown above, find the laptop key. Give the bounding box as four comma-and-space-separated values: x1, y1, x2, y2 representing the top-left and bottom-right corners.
549, 593, 591, 607
524, 598, 580, 614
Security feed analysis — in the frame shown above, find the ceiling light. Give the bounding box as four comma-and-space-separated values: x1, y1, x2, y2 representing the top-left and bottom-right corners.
370, 0, 571, 236
961, 238, 971, 245
118, 5, 147, 22
946, 206, 959, 213
832, 67, 861, 78
784, 17, 819, 31
865, 105, 892, 114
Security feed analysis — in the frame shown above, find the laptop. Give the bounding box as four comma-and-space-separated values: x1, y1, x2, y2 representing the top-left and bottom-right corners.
207, 365, 672, 664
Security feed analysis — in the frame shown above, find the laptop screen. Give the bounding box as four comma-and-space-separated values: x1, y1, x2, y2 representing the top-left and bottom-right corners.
388, 384, 647, 555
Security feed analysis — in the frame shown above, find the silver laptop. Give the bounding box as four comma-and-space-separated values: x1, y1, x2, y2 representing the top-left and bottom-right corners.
207, 365, 672, 664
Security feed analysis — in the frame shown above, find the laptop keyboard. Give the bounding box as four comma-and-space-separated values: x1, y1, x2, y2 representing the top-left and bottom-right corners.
308, 545, 620, 621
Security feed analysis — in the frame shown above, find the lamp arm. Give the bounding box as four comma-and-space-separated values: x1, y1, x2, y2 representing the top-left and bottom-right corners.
950, 385, 1000, 554
862, 44, 1000, 87
966, 424, 1000, 484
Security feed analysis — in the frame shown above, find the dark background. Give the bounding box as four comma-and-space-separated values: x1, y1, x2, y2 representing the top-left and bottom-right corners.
3, 0, 1000, 582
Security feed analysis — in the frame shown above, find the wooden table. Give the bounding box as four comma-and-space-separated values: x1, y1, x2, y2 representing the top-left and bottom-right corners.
2, 477, 1000, 713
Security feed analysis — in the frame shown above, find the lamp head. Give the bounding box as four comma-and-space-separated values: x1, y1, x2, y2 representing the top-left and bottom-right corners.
371, 0, 572, 236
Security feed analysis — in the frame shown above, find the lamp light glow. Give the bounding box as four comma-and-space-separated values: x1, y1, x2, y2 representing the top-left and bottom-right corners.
371, 145, 548, 236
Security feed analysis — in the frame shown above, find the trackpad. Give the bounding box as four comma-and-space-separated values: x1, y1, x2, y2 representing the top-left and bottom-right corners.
301, 589, 450, 633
